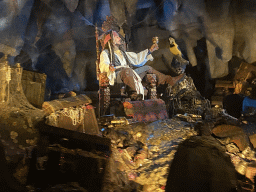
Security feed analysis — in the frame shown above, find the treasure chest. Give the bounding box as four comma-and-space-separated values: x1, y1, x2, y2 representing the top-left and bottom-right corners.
29, 121, 112, 192
21, 70, 47, 108
42, 95, 99, 135
123, 99, 168, 122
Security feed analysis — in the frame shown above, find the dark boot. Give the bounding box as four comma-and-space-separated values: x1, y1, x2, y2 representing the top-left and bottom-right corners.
129, 92, 143, 101
145, 67, 169, 85
165, 73, 185, 86
119, 68, 137, 92
175, 56, 189, 67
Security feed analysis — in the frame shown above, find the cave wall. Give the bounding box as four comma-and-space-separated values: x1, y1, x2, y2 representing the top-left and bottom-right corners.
1, 0, 256, 96
167, 0, 256, 79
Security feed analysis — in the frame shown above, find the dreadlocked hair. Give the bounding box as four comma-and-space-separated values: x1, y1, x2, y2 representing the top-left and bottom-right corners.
103, 30, 133, 69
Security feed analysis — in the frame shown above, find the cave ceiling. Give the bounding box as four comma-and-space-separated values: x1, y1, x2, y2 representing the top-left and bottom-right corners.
0, 0, 256, 95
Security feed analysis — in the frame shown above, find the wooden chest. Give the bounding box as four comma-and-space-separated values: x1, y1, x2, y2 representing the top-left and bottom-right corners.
234, 62, 256, 81
123, 99, 168, 122
43, 95, 99, 135
31, 122, 111, 191
21, 70, 47, 108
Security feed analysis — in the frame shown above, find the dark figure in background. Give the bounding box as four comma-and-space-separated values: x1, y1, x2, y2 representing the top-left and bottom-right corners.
223, 85, 256, 119
242, 85, 256, 114
223, 94, 245, 119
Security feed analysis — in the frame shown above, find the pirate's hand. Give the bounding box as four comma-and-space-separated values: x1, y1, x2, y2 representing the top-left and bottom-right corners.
149, 43, 159, 53
109, 64, 115, 72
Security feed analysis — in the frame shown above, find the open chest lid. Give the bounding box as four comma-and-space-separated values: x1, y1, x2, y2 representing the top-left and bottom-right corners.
42, 94, 92, 116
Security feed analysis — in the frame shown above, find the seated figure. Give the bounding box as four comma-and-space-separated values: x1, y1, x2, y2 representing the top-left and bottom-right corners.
242, 84, 256, 114
99, 22, 185, 101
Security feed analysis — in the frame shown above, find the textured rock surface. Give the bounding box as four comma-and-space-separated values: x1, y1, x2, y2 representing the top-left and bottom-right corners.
134, 118, 197, 190
1, 0, 256, 94
107, 118, 198, 191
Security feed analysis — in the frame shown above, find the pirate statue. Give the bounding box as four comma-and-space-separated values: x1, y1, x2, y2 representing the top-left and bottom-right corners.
98, 16, 185, 101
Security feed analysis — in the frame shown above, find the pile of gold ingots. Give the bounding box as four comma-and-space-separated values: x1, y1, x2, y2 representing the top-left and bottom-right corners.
134, 118, 197, 191
107, 118, 198, 191
105, 111, 256, 191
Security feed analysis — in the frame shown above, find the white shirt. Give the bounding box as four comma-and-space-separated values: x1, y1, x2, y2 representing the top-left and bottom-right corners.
99, 48, 154, 98
99, 49, 153, 85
